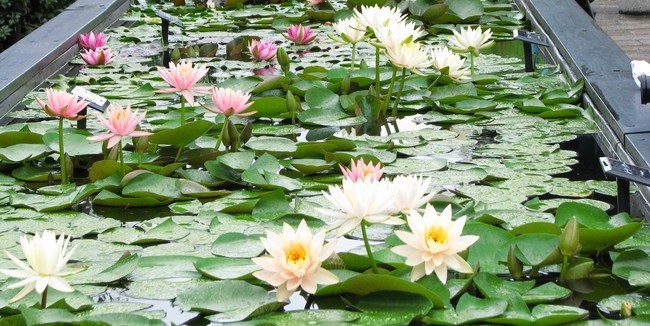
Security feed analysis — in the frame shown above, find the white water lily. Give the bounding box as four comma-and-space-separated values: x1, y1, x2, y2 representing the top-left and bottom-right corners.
385, 41, 433, 73
331, 17, 366, 44
448, 26, 494, 56
391, 175, 436, 214
252, 220, 338, 301
319, 178, 401, 236
430, 46, 469, 80
373, 20, 426, 49
392, 204, 479, 283
0, 230, 78, 303
353, 5, 406, 32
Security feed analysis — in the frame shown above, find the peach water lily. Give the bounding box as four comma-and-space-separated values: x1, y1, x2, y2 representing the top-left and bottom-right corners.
156, 60, 210, 125
448, 26, 494, 75
35, 88, 89, 185
87, 104, 152, 177
283, 24, 318, 45
248, 39, 278, 61
340, 158, 383, 182
0, 231, 79, 308
252, 219, 338, 301
392, 204, 479, 283
78, 31, 109, 50
80, 48, 114, 66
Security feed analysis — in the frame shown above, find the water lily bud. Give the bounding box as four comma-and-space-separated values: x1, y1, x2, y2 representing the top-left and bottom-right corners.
240, 122, 252, 144
227, 119, 239, 150
341, 76, 351, 95
277, 48, 291, 74
560, 217, 581, 257
359, 59, 368, 70
107, 144, 119, 161
221, 122, 231, 148
134, 134, 149, 154
507, 244, 523, 280
286, 90, 298, 114
171, 48, 181, 61
64, 153, 74, 181
621, 301, 633, 318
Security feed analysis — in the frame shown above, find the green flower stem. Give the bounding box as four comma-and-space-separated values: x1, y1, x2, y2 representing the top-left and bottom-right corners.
40, 286, 48, 309
361, 220, 379, 274
427, 74, 443, 91
350, 43, 357, 72
118, 140, 125, 178
58, 118, 67, 185
179, 96, 186, 126
375, 47, 381, 94
470, 52, 475, 76
559, 255, 569, 282
391, 68, 407, 117
174, 145, 184, 163
381, 66, 398, 117
215, 115, 229, 150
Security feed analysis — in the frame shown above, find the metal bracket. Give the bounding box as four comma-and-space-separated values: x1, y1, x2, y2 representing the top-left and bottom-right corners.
599, 157, 650, 213
513, 30, 550, 72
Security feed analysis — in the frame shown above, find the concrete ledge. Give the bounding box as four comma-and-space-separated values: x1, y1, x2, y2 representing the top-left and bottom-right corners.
0, 0, 131, 119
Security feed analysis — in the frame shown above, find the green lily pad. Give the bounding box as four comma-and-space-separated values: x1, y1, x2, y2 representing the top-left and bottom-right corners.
211, 232, 264, 258
175, 280, 275, 313
425, 293, 508, 325
195, 256, 259, 280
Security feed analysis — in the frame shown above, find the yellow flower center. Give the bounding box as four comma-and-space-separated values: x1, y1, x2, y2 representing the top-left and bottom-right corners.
286, 242, 307, 265
426, 226, 448, 245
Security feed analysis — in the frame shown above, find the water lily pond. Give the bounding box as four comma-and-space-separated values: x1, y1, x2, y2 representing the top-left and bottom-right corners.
0, 0, 649, 325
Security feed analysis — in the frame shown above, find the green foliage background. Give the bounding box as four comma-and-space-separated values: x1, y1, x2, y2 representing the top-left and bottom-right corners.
0, 0, 76, 52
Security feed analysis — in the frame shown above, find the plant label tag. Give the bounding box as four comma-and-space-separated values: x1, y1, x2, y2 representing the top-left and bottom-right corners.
155, 10, 184, 27
599, 157, 650, 186
513, 30, 550, 47
69, 86, 109, 112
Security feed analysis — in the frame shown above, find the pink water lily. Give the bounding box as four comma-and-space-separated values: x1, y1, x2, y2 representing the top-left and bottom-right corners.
156, 60, 211, 106
35, 88, 89, 121
392, 204, 479, 283
87, 104, 152, 149
248, 39, 278, 61
80, 48, 115, 65
78, 31, 109, 50
283, 24, 318, 45
307, 0, 325, 6
202, 87, 255, 117
252, 219, 338, 301
340, 158, 383, 182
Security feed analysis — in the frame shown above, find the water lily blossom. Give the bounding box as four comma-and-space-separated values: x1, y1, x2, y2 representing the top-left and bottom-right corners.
353, 5, 406, 33
331, 17, 366, 45
80, 48, 115, 65
448, 26, 494, 75
202, 87, 255, 117
283, 24, 318, 45
392, 204, 479, 283
87, 104, 152, 149
156, 60, 210, 106
390, 175, 436, 214
430, 46, 469, 80
448, 26, 494, 56
385, 41, 433, 73
35, 88, 89, 184
78, 31, 109, 50
0, 231, 79, 304
373, 20, 426, 49
340, 158, 383, 182
307, 0, 325, 6
252, 220, 338, 301
35, 88, 89, 121
248, 39, 278, 61
319, 178, 401, 236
